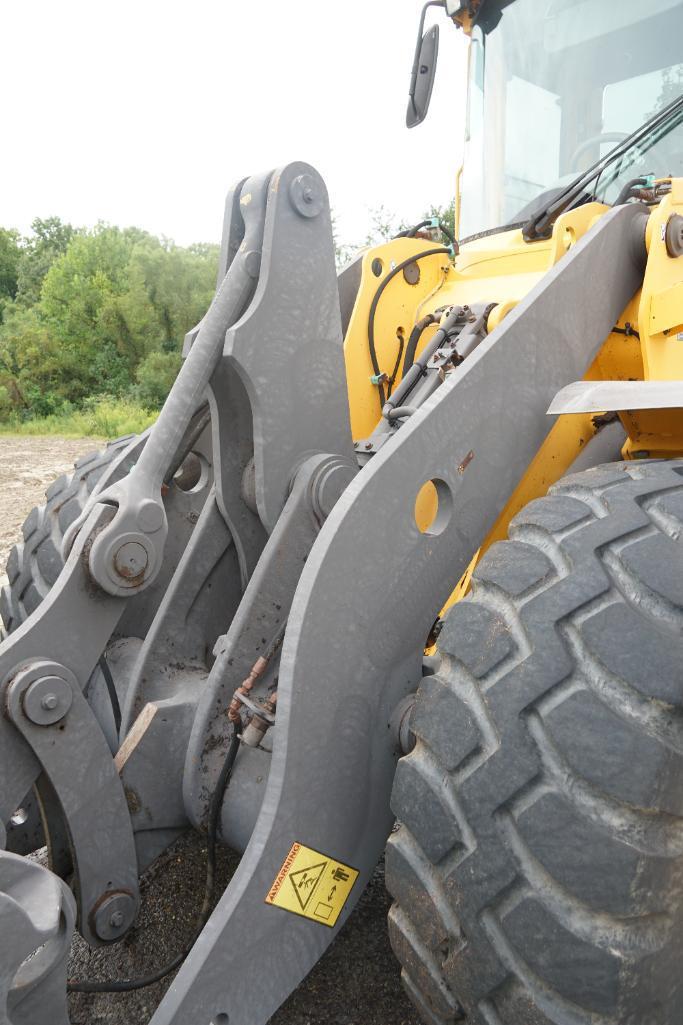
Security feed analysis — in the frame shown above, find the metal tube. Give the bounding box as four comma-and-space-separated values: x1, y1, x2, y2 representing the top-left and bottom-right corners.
134, 173, 271, 490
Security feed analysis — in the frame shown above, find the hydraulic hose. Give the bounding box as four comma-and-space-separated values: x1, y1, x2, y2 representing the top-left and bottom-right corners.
396, 219, 457, 248
367, 247, 449, 412
402, 314, 438, 379
383, 305, 463, 418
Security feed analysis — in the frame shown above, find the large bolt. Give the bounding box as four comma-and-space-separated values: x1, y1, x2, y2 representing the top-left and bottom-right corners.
113, 541, 148, 582
23, 675, 73, 726
136, 498, 164, 533
311, 458, 357, 523
289, 173, 324, 218
389, 694, 417, 755
93, 891, 137, 942
665, 213, 683, 258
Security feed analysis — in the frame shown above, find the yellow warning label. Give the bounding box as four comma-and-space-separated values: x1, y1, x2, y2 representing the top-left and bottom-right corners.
265, 842, 359, 928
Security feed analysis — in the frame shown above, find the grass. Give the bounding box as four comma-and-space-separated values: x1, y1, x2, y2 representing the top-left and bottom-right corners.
0, 398, 157, 439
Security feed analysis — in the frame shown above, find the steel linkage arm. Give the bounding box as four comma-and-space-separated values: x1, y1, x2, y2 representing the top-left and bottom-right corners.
61, 171, 273, 597
148, 203, 648, 1025
0, 167, 276, 1010
0, 159, 358, 1024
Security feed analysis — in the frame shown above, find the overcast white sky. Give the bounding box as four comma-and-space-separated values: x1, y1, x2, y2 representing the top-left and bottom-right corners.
0, 1, 467, 249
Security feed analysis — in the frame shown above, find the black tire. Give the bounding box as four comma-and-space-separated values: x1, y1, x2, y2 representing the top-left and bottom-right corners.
1, 435, 139, 635
387, 459, 683, 1025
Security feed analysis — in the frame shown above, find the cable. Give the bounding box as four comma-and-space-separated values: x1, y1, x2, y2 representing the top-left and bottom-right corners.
434, 222, 456, 247
367, 247, 449, 412
395, 219, 456, 247
67, 727, 241, 993
524, 93, 683, 240
386, 332, 405, 398
98, 655, 122, 736
402, 314, 437, 379
613, 176, 649, 207
68, 621, 287, 993
612, 322, 640, 340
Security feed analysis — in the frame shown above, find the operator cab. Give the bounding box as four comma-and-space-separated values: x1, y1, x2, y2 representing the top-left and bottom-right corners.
409, 0, 683, 241
460, 0, 683, 239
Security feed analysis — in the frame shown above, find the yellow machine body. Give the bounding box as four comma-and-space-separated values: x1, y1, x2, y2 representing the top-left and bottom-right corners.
343, 182, 683, 613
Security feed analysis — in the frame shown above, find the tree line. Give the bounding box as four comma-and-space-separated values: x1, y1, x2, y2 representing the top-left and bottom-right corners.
0, 201, 454, 426
0, 218, 219, 421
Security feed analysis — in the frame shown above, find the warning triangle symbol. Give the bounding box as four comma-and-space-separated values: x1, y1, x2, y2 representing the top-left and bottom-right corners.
289, 861, 328, 911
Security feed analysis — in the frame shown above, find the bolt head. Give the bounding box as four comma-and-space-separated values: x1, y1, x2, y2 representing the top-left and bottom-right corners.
93, 891, 137, 942
289, 172, 324, 218
665, 213, 683, 258
136, 499, 164, 534
23, 675, 73, 726
113, 541, 149, 582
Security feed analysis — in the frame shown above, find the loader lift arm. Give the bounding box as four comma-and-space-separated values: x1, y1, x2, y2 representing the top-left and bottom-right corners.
0, 164, 647, 1025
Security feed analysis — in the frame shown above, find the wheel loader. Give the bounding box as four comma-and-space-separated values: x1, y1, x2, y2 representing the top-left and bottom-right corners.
2, 0, 683, 1022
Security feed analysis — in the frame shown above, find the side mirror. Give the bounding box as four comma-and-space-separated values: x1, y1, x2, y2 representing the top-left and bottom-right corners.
406, 22, 440, 128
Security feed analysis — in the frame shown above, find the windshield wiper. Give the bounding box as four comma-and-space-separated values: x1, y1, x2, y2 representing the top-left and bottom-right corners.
523, 93, 683, 242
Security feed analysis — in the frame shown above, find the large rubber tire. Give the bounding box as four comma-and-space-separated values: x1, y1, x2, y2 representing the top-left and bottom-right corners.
387, 459, 683, 1025
1, 435, 138, 635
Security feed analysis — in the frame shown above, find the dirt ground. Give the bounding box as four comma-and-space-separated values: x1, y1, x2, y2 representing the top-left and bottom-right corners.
2, 435, 421, 1025
0, 435, 98, 582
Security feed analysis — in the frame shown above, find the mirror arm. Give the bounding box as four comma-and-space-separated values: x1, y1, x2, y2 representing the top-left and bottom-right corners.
408, 0, 446, 112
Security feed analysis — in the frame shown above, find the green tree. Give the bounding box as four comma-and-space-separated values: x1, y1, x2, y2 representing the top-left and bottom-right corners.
133, 349, 182, 407
363, 205, 403, 247
16, 217, 77, 307
0, 221, 220, 419
0, 305, 69, 414
0, 228, 21, 319
425, 199, 456, 241
38, 224, 135, 399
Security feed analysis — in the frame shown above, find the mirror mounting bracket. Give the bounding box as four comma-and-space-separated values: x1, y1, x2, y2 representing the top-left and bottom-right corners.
407, 1, 444, 128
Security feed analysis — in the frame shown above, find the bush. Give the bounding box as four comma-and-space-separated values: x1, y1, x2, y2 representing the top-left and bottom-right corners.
0, 396, 156, 438
132, 350, 182, 408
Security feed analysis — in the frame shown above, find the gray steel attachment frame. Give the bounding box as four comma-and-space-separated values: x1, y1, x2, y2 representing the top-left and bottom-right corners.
0, 181, 649, 1024
147, 204, 648, 1023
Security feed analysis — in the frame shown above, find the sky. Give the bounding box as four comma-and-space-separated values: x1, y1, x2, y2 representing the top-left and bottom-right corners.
0, 1, 468, 249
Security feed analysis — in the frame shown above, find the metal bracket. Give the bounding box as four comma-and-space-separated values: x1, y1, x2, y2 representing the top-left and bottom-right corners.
549, 378, 683, 414
62, 171, 272, 597
0, 505, 126, 826
0, 851, 75, 1025
222, 162, 356, 532
148, 202, 648, 1025
184, 452, 357, 829
5, 662, 139, 947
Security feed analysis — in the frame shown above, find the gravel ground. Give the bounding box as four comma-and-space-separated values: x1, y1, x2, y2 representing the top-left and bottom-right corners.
2, 435, 421, 1025
0, 435, 100, 581
68, 834, 420, 1025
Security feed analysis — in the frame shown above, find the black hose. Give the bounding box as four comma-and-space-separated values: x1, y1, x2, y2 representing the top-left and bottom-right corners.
98, 655, 122, 736
613, 176, 649, 207
67, 727, 241, 994
395, 220, 457, 247
612, 322, 640, 340
367, 247, 449, 412
435, 222, 456, 247
386, 333, 405, 398
402, 314, 437, 379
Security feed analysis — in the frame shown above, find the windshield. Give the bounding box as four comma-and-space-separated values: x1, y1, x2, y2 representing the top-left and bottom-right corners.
459, 0, 683, 239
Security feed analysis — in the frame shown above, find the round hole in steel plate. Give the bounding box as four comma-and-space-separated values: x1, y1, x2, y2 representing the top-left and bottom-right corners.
414, 478, 453, 536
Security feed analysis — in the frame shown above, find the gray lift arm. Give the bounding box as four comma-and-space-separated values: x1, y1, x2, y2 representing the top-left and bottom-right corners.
0, 165, 647, 1025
